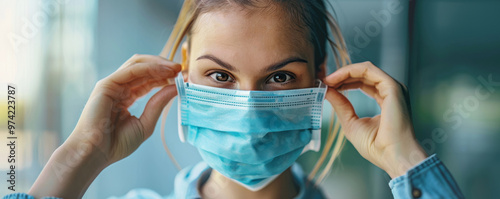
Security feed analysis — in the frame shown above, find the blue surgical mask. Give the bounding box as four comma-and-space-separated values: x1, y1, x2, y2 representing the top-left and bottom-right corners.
174, 73, 327, 191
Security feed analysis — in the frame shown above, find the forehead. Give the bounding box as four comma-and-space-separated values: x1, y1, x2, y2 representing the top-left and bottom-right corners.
189, 6, 313, 64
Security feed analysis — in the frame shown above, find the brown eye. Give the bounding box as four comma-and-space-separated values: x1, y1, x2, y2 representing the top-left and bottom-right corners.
273, 73, 287, 83
268, 72, 294, 84
209, 72, 233, 82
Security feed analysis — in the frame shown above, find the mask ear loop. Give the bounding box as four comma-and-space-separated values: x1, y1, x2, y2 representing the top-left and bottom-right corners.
307, 91, 345, 185
308, 104, 337, 180
161, 96, 182, 171
314, 92, 347, 185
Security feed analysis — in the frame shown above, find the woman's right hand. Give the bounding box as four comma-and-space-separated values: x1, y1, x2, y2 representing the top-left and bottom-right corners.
67, 54, 181, 165
28, 54, 181, 198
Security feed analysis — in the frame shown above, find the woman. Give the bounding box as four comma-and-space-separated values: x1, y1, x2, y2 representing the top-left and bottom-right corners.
4, 0, 464, 198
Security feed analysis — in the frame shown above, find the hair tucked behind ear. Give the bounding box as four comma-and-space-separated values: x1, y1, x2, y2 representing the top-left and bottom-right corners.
160, 0, 351, 186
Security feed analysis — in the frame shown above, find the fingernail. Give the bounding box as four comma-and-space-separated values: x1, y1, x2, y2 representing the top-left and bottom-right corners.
167, 77, 175, 85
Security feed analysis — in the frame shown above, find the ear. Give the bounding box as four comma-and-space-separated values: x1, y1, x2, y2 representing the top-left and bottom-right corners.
181, 41, 189, 81
316, 56, 327, 80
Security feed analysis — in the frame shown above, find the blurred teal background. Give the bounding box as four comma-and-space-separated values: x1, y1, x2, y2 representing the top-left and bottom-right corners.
1, 0, 499, 198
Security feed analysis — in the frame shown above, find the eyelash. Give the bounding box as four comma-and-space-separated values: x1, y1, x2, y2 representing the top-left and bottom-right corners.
206, 70, 296, 85
266, 71, 296, 85
207, 70, 235, 83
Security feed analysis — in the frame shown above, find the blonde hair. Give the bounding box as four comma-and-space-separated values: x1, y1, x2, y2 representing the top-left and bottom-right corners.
160, 0, 351, 186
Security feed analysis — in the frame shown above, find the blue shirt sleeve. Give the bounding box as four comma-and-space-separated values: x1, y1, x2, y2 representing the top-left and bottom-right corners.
1, 189, 163, 199
389, 154, 464, 199
1, 193, 59, 199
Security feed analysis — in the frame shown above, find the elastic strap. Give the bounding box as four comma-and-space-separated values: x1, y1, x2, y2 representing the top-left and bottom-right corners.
161, 96, 182, 171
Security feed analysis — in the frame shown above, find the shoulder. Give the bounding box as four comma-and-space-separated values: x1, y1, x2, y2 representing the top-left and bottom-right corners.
171, 162, 211, 199
107, 162, 210, 199
291, 163, 327, 199
174, 161, 210, 183
107, 188, 163, 199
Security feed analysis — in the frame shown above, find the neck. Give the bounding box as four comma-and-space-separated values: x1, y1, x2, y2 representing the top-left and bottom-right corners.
200, 168, 298, 199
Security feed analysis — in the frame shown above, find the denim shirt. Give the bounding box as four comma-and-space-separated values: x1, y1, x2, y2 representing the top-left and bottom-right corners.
3, 154, 464, 199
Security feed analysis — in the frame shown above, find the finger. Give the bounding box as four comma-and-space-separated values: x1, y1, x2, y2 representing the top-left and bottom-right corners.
324, 61, 391, 88
120, 78, 173, 107
108, 62, 181, 85
126, 75, 170, 89
325, 62, 402, 99
109, 78, 174, 124
129, 77, 171, 92
336, 77, 377, 87
130, 54, 171, 64
336, 82, 383, 105
139, 85, 178, 140
325, 88, 358, 131
119, 54, 174, 70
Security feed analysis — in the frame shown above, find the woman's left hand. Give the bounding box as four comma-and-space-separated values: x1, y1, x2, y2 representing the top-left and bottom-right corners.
323, 61, 428, 178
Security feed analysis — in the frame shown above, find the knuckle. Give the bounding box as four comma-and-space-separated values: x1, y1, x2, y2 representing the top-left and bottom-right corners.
385, 81, 401, 92
363, 61, 374, 66
95, 79, 106, 88
129, 54, 145, 63
95, 79, 122, 97
387, 81, 407, 96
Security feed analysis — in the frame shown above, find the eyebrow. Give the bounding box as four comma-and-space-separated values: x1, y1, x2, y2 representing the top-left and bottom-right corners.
196, 54, 308, 73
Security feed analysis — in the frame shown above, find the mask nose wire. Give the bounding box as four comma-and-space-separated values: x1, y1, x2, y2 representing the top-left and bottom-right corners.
161, 96, 182, 171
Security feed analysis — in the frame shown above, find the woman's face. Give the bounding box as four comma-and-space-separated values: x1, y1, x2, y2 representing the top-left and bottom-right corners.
183, 6, 319, 91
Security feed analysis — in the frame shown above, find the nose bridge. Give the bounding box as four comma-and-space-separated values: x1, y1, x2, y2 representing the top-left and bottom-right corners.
238, 79, 262, 91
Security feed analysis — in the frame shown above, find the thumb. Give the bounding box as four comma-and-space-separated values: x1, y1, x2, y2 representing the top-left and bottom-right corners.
139, 84, 178, 140
325, 88, 358, 130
